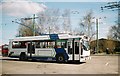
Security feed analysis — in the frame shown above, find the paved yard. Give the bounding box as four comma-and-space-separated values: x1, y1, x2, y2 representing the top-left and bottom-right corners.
0, 55, 119, 74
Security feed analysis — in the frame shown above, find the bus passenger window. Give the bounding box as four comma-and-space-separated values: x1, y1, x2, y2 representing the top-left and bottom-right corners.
56, 42, 61, 48
12, 41, 26, 48
36, 42, 40, 48
61, 42, 67, 48
20, 42, 26, 48
48, 42, 55, 48
32, 44, 35, 54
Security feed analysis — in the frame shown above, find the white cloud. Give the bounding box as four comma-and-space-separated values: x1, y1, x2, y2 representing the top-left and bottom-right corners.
0, 0, 47, 17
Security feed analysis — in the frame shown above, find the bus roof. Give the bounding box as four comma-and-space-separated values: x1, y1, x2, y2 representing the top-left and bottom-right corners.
10, 34, 85, 42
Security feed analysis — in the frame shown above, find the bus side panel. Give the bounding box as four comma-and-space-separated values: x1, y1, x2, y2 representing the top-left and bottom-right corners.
26, 48, 56, 61
36, 48, 53, 57
9, 48, 27, 58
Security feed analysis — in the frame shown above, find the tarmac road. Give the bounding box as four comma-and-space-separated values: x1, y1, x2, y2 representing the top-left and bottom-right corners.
0, 55, 119, 74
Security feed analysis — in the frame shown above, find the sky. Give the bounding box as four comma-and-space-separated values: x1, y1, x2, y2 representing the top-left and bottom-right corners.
0, 0, 118, 45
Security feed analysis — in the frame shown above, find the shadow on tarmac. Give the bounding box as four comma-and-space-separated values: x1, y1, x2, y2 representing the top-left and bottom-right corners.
1, 58, 86, 65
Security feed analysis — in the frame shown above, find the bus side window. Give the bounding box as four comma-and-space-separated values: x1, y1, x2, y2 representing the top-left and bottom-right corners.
48, 42, 55, 48
20, 42, 26, 48
36, 42, 40, 48
12, 41, 26, 48
56, 42, 61, 48
12, 42, 20, 48
32, 44, 35, 54
61, 42, 67, 48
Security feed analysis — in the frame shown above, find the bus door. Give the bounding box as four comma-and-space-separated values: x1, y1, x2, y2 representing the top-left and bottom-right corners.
67, 39, 81, 61
67, 39, 72, 60
74, 40, 80, 60
27, 42, 35, 58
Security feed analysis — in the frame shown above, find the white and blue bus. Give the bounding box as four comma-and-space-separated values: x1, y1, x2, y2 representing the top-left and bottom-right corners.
8, 34, 90, 62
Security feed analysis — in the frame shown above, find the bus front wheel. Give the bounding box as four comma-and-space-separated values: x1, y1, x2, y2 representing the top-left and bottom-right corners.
56, 54, 65, 63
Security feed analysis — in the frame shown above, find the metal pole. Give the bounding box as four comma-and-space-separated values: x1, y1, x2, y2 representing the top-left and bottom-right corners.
79, 39, 81, 62
118, 1, 120, 27
96, 19, 99, 53
19, 31, 20, 37
88, 23, 90, 38
33, 14, 35, 36
72, 39, 75, 61
49, 26, 50, 34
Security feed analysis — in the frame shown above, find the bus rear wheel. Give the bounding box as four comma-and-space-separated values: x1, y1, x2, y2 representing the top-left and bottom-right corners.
19, 53, 27, 61
56, 54, 65, 63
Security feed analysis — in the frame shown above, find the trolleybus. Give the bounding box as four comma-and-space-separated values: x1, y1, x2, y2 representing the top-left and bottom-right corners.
8, 34, 90, 62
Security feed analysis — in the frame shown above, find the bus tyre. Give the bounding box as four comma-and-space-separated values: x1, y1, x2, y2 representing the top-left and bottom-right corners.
56, 54, 65, 63
19, 53, 27, 61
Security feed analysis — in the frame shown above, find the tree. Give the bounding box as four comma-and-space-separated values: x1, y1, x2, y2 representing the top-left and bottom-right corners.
16, 8, 61, 36
37, 8, 73, 34
107, 25, 120, 41
37, 8, 61, 34
62, 9, 71, 33
77, 10, 95, 42
17, 18, 39, 37
16, 8, 73, 36
101, 1, 120, 41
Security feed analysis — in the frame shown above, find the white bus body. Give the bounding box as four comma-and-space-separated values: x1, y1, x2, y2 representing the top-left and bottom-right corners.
8, 34, 90, 62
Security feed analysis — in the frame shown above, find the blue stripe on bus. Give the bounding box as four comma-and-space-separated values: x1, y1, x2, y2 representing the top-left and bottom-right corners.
30, 57, 56, 61
54, 48, 69, 60
49, 34, 59, 40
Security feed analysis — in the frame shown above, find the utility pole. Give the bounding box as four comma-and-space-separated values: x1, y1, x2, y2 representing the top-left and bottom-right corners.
12, 14, 40, 36
33, 14, 35, 36
49, 26, 51, 34
88, 23, 90, 38
92, 17, 106, 53
96, 18, 99, 54
21, 14, 39, 36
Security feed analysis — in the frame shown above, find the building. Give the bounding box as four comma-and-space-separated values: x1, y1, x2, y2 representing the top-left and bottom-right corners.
90, 38, 120, 54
